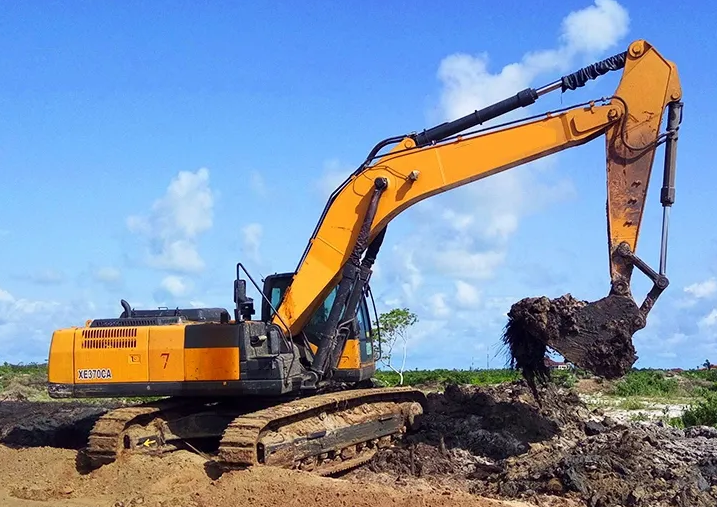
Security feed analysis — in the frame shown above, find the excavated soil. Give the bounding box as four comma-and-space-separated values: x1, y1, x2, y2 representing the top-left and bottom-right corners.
503, 294, 639, 390
349, 382, 717, 507
2, 383, 716, 507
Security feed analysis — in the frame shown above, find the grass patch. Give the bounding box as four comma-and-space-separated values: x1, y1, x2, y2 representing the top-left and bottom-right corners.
681, 369, 717, 383
611, 370, 680, 397
0, 362, 163, 404
374, 369, 520, 387
629, 411, 650, 422
374, 368, 578, 389
0, 362, 47, 389
617, 398, 648, 410
668, 416, 685, 428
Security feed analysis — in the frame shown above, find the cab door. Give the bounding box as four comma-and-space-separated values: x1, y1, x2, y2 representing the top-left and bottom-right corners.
356, 298, 374, 364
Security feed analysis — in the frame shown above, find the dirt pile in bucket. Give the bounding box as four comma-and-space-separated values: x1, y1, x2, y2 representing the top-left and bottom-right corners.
502, 294, 639, 392
353, 382, 717, 507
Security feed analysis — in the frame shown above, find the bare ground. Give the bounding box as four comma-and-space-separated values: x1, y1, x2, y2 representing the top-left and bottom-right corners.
0, 445, 552, 507
1, 381, 716, 507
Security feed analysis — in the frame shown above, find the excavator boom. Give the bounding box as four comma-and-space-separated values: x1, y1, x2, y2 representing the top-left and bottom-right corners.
272, 40, 682, 379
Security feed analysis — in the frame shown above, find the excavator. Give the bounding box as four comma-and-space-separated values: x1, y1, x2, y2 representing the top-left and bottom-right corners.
47, 39, 682, 475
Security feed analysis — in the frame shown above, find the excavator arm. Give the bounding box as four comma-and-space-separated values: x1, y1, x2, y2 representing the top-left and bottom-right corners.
272, 40, 682, 379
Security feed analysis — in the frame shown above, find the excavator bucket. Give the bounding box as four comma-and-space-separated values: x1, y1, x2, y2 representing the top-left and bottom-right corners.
502, 294, 640, 391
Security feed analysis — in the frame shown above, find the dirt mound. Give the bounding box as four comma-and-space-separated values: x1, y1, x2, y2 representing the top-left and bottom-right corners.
0, 445, 538, 507
503, 294, 639, 390
412, 381, 587, 459
479, 423, 717, 507
0, 400, 118, 448
356, 382, 717, 507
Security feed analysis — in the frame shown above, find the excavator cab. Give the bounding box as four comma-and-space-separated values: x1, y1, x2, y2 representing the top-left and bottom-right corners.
240, 270, 377, 382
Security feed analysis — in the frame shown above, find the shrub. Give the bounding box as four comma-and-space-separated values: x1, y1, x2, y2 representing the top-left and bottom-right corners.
550, 369, 577, 388
667, 416, 685, 429
682, 369, 717, 383
682, 391, 717, 428
612, 370, 678, 397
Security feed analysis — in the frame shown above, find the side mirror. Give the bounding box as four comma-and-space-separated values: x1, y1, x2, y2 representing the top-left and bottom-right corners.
234, 278, 255, 321
234, 278, 246, 304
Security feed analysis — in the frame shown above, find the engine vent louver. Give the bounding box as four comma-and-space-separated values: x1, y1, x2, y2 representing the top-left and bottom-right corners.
89, 317, 182, 328
81, 327, 138, 349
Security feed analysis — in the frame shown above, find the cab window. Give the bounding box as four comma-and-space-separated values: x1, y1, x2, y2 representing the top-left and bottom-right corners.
357, 299, 373, 362
270, 286, 283, 310
305, 286, 339, 336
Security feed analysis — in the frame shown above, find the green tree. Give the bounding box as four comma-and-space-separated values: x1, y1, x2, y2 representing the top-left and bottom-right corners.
374, 308, 417, 385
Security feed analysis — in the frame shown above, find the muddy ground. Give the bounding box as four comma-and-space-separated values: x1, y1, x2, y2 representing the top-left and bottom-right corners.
1, 382, 716, 507
347, 382, 717, 507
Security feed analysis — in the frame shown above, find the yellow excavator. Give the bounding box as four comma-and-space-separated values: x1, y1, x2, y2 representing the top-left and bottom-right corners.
47, 39, 682, 475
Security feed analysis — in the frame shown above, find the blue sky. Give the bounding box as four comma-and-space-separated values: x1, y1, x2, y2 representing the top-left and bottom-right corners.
1, 0, 715, 370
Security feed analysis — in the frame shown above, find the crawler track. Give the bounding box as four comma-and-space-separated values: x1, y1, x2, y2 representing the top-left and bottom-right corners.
82, 398, 189, 469
217, 387, 426, 475
80, 387, 426, 476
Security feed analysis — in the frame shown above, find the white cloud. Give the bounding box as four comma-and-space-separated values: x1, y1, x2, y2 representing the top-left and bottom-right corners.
22, 269, 65, 285
127, 167, 214, 273
455, 280, 481, 308
315, 159, 351, 199
685, 278, 717, 299
93, 267, 122, 285
249, 170, 267, 197
371, 261, 382, 282
0, 289, 14, 303
241, 223, 263, 263
160, 275, 190, 297
665, 333, 688, 347
441, 209, 474, 232
148, 239, 205, 273
0, 286, 88, 364
560, 0, 630, 55
437, 0, 629, 120
429, 293, 450, 318
433, 249, 505, 280
394, 246, 422, 300
700, 309, 717, 328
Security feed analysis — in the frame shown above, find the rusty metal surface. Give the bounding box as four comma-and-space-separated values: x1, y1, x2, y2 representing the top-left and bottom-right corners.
606, 40, 682, 290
